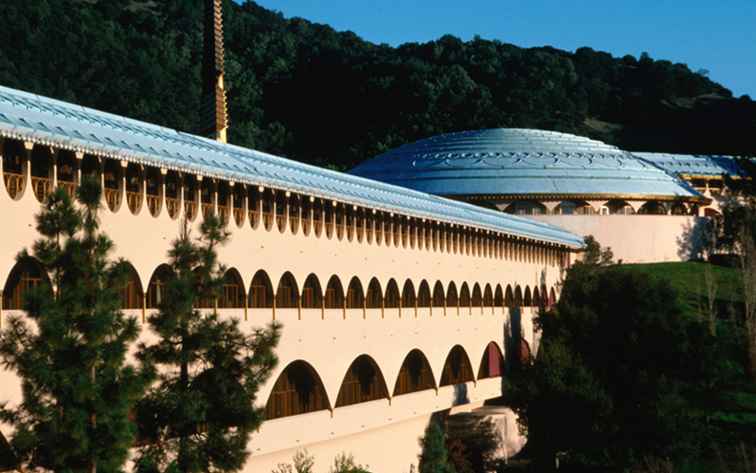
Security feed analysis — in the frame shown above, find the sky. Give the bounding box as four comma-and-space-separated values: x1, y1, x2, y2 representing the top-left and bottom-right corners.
250, 0, 756, 98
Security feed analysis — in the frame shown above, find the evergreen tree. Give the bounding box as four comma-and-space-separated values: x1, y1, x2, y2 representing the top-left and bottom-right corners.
418, 422, 455, 473
0, 181, 151, 473
135, 215, 280, 473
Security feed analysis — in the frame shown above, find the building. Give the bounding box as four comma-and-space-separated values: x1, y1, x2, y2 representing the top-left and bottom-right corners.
0, 84, 583, 472
351, 128, 747, 263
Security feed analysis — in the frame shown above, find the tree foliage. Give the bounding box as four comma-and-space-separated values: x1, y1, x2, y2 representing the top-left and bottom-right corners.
506, 258, 745, 470
0, 182, 152, 473
418, 422, 456, 473
0, 0, 753, 172
134, 216, 280, 473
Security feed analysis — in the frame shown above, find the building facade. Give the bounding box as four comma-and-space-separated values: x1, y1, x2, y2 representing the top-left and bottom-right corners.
351, 128, 747, 263
0, 86, 582, 472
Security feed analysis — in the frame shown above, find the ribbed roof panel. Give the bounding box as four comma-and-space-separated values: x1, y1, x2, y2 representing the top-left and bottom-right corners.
350, 129, 703, 200
0, 85, 583, 247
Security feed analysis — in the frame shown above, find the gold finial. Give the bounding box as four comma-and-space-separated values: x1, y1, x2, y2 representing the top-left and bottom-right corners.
201, 0, 228, 143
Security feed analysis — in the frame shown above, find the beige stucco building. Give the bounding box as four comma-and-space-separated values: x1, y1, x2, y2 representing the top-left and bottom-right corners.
0, 85, 583, 472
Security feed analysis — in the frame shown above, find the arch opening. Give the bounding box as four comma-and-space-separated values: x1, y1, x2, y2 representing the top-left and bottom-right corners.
335, 355, 389, 407
393, 349, 436, 396
249, 270, 274, 309
478, 342, 505, 379
440, 345, 475, 386
265, 360, 331, 420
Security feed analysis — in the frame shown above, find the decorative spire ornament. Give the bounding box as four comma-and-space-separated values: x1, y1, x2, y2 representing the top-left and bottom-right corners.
201, 0, 229, 143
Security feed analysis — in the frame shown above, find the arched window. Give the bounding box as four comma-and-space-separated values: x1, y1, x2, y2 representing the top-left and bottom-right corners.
183, 174, 198, 222
346, 277, 364, 309
247, 187, 260, 229
505, 285, 515, 307
471, 284, 483, 309
483, 284, 494, 308
345, 206, 355, 241
275, 192, 287, 233
417, 280, 431, 308
125, 163, 143, 215
325, 276, 344, 309
118, 262, 143, 310
146, 264, 174, 309
638, 200, 667, 215
440, 345, 475, 386
504, 201, 547, 216
3, 139, 26, 200
2, 257, 50, 310
103, 159, 123, 212
288, 193, 300, 235
219, 269, 245, 309
523, 287, 533, 307
324, 202, 335, 239
384, 279, 400, 308
365, 210, 374, 244
335, 355, 389, 407
374, 212, 384, 246
301, 198, 312, 236
400, 216, 409, 248
365, 278, 383, 309
393, 215, 402, 248
401, 280, 416, 308
355, 207, 365, 242
233, 184, 246, 227
30, 146, 53, 203
262, 188, 275, 231
606, 199, 635, 215
459, 283, 471, 309
57, 149, 78, 198
432, 281, 445, 308
533, 287, 541, 308
383, 214, 393, 247
145, 166, 162, 217
334, 203, 345, 240
301, 274, 323, 309
276, 272, 299, 309
494, 285, 504, 309
393, 349, 436, 396
446, 282, 458, 308
312, 198, 324, 237
200, 178, 215, 220
478, 342, 505, 379
555, 200, 596, 215
249, 270, 273, 309
164, 171, 181, 219
265, 361, 331, 420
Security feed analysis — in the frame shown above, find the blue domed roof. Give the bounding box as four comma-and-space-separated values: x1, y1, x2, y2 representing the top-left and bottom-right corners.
350, 129, 703, 201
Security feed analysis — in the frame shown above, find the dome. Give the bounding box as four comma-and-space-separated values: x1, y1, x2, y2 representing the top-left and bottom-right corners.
350, 129, 703, 201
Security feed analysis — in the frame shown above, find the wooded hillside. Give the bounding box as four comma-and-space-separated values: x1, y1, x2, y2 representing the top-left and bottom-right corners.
1, 0, 753, 169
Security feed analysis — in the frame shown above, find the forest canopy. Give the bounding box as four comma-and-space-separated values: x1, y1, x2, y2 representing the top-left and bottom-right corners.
1, 0, 754, 170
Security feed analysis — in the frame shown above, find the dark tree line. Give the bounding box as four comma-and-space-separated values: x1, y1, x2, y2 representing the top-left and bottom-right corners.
1, 0, 753, 171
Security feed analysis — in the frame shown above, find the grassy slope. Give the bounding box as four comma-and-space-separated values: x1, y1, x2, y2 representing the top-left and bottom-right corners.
617, 261, 744, 307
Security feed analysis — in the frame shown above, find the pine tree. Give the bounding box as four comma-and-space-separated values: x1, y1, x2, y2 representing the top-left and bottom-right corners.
418, 422, 456, 473
0, 180, 152, 473
135, 215, 280, 473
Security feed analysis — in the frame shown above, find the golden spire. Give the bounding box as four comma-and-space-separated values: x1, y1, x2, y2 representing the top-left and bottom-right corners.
201, 0, 228, 143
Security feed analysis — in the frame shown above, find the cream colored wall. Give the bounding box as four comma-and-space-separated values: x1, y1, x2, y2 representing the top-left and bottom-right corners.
530, 214, 706, 263
0, 163, 558, 471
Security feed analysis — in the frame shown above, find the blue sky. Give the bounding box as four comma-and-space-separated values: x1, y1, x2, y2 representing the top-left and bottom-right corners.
249, 0, 755, 98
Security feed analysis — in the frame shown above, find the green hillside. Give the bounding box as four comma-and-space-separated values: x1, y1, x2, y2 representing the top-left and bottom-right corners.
617, 261, 743, 309
1, 0, 754, 169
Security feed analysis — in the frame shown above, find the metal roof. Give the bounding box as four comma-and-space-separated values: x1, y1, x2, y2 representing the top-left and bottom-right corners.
633, 152, 746, 178
349, 129, 703, 200
0, 85, 583, 247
